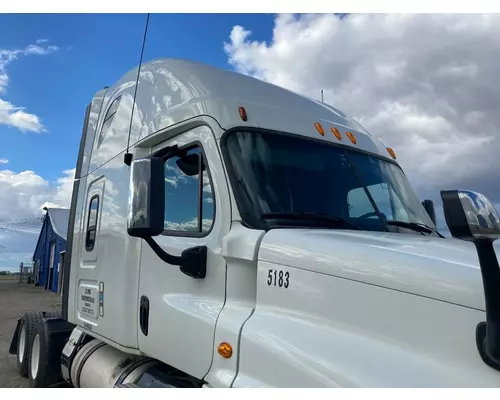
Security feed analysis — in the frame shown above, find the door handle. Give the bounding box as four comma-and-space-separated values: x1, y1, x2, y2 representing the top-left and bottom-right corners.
139, 295, 149, 336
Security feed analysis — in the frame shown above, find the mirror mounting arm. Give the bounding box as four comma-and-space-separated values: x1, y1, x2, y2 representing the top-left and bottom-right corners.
151, 144, 182, 160
475, 239, 500, 369
144, 237, 207, 279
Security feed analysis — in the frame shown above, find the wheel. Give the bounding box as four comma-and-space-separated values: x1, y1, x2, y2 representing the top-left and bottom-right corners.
29, 333, 42, 385
16, 318, 28, 377
28, 317, 72, 388
16, 312, 45, 377
15, 311, 62, 378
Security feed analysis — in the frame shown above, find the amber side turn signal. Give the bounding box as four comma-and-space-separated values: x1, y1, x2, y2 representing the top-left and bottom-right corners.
238, 106, 248, 121
218, 342, 233, 359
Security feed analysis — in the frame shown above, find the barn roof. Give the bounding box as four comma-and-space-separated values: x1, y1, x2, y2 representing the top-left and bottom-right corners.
48, 208, 70, 240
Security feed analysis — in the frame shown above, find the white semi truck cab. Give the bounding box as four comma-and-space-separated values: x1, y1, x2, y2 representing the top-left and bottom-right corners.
9, 58, 500, 388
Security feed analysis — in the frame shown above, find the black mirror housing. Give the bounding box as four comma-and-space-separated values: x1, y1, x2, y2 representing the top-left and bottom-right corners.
441, 190, 500, 242
127, 157, 165, 238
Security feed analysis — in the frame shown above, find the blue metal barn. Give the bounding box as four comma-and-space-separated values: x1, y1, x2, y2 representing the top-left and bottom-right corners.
32, 208, 69, 293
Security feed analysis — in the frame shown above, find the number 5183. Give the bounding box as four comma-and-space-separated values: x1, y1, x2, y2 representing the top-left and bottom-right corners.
267, 269, 290, 288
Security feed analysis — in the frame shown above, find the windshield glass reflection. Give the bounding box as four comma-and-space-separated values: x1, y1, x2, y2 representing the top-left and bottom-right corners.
224, 130, 436, 235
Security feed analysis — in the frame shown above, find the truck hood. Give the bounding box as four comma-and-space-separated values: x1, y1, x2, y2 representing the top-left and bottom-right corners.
258, 229, 500, 311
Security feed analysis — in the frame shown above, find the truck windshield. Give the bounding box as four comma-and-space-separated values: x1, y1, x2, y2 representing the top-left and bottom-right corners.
223, 130, 437, 235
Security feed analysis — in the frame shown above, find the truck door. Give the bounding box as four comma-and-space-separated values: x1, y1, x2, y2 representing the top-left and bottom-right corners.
137, 125, 231, 380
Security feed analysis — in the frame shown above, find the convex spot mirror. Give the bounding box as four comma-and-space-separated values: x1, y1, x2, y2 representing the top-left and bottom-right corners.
127, 157, 165, 238
441, 189, 500, 242
176, 153, 202, 177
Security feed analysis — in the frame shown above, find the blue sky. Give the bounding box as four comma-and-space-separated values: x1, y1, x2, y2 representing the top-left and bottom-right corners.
0, 13, 275, 181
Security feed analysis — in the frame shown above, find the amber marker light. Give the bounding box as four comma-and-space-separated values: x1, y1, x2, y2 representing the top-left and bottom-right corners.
331, 127, 342, 140
238, 107, 248, 121
218, 342, 233, 359
346, 131, 357, 144
387, 147, 397, 159
314, 122, 325, 136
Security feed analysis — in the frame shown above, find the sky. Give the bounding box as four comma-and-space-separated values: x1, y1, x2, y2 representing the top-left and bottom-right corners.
1, 13, 499, 269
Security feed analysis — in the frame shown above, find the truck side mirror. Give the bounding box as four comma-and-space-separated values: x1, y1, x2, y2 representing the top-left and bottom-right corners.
127, 157, 165, 238
441, 189, 500, 372
421, 199, 436, 226
441, 190, 500, 241
127, 156, 207, 279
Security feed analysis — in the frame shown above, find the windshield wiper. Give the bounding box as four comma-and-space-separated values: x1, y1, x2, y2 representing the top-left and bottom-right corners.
261, 212, 361, 231
386, 220, 445, 238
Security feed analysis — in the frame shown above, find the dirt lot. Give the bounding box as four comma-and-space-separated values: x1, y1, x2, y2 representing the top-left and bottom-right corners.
0, 280, 61, 388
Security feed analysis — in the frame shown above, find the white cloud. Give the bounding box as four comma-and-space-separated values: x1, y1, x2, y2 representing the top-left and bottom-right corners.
0, 167, 73, 222
0, 167, 73, 269
46, 168, 75, 208
165, 217, 213, 232
0, 40, 59, 132
0, 158, 7, 164
223, 13, 500, 223
0, 98, 46, 133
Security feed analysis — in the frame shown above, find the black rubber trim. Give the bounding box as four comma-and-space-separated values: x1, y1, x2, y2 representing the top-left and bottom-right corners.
75, 103, 92, 181
475, 322, 500, 372
114, 358, 160, 387
84, 194, 100, 252
61, 103, 91, 321
75, 341, 106, 388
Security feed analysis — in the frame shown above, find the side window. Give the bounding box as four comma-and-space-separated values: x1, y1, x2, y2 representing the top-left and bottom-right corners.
163, 146, 215, 234
85, 195, 100, 251
97, 96, 121, 148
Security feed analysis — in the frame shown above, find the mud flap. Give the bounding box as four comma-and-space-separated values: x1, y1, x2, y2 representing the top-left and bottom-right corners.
8, 318, 22, 355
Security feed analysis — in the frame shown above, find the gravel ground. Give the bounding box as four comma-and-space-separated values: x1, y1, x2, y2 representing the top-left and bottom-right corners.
0, 280, 62, 388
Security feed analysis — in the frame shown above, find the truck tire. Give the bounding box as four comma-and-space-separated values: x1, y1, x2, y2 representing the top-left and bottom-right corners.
16, 311, 62, 377
28, 317, 72, 388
